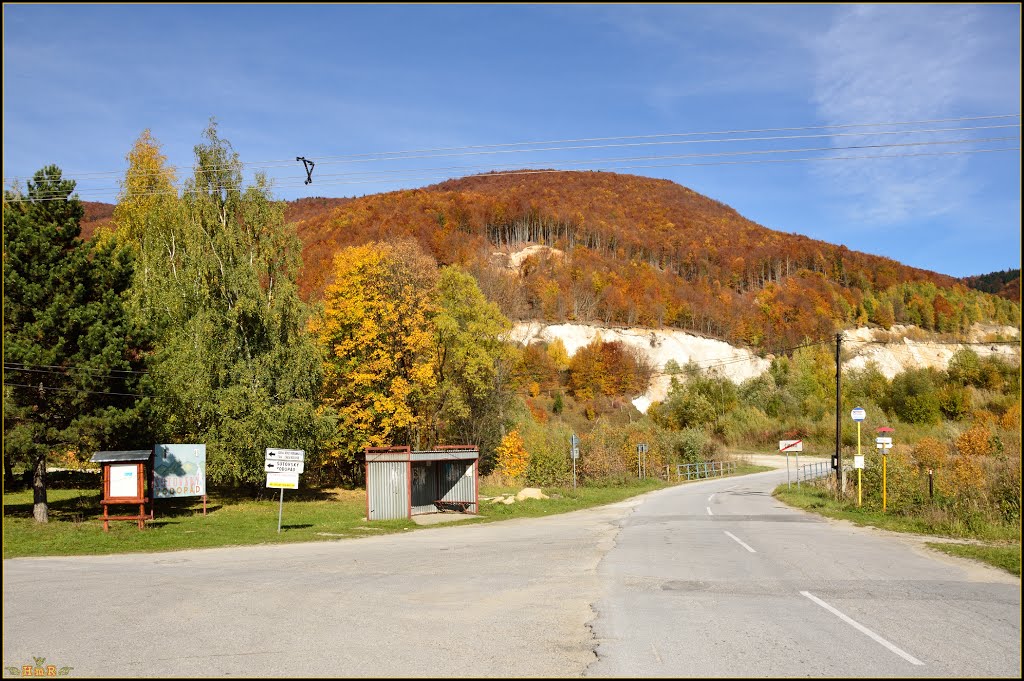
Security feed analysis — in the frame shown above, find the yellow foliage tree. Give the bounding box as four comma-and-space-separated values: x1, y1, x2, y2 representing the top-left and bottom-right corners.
496, 429, 530, 481
546, 337, 570, 372
312, 240, 438, 465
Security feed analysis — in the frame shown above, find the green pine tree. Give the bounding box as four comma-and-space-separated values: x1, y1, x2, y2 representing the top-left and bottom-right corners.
4, 166, 148, 521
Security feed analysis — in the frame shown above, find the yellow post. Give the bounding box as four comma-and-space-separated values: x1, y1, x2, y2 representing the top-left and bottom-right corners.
882, 454, 887, 512
857, 422, 861, 506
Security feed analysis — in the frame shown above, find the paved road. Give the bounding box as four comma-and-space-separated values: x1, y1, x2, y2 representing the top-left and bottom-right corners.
3, 465, 1019, 677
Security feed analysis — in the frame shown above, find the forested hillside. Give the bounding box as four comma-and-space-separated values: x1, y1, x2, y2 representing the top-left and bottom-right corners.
964, 268, 1021, 302
78, 171, 1020, 351
286, 171, 1019, 350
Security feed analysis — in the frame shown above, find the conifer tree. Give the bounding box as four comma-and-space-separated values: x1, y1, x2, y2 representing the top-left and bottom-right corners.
4, 166, 146, 521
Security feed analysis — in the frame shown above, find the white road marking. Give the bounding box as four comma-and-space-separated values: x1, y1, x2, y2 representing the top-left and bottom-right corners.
708, 493, 715, 502
800, 591, 924, 666
706, 507, 713, 516
650, 642, 662, 664
724, 531, 756, 553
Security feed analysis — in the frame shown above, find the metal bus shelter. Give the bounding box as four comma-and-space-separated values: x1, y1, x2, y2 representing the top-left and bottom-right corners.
364, 445, 479, 521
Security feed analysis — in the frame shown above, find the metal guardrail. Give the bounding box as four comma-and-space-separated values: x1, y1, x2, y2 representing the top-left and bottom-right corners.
663, 460, 737, 482
797, 461, 832, 486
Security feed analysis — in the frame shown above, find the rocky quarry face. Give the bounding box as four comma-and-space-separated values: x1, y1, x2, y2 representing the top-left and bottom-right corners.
508, 322, 1020, 413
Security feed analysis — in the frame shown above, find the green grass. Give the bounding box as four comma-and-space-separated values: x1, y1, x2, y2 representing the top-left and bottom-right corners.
925, 542, 1021, 577
773, 483, 1021, 576
3, 463, 770, 558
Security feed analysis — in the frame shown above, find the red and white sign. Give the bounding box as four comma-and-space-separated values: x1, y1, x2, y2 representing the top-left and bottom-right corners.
779, 439, 803, 452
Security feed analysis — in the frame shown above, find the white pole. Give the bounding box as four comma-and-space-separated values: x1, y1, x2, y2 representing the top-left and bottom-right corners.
277, 488, 284, 533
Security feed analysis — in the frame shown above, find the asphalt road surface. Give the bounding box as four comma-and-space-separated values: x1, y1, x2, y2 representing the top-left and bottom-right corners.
3, 463, 1019, 677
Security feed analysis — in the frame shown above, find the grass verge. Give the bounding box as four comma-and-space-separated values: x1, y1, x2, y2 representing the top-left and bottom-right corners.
3, 463, 770, 558
925, 542, 1021, 578
774, 483, 1021, 576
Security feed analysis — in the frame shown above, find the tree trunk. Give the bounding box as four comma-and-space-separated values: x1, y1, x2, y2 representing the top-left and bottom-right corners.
33, 453, 48, 523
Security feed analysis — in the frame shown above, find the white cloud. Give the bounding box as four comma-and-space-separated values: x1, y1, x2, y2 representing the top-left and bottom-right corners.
810, 4, 1019, 225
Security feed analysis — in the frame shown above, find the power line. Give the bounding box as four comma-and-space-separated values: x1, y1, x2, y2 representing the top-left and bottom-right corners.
9, 122, 1020, 196
7, 123, 1019, 199
303, 135, 1019, 182
3, 361, 149, 376
4, 114, 1019, 191
843, 338, 1021, 346
2, 382, 146, 398
6, 145, 1019, 204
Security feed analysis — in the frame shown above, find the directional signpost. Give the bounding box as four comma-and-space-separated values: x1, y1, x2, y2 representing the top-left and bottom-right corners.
876, 432, 893, 512
266, 448, 304, 533
779, 439, 802, 488
570, 434, 580, 489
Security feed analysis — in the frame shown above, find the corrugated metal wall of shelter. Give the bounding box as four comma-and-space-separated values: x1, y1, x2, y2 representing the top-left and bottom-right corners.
367, 461, 409, 520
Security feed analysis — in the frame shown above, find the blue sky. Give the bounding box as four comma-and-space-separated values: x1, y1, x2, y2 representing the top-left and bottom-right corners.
3, 4, 1020, 278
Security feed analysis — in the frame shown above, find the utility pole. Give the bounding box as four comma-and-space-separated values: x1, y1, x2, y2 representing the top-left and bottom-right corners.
835, 333, 842, 490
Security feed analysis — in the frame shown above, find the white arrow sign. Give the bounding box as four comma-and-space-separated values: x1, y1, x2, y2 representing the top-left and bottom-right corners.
266, 448, 304, 462
265, 460, 304, 474
875, 437, 892, 444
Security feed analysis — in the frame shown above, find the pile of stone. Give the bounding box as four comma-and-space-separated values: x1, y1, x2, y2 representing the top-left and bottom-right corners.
484, 487, 549, 505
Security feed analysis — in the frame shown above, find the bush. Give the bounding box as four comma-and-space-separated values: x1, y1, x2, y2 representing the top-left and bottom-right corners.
912, 437, 949, 472
496, 429, 529, 481
861, 446, 925, 512
579, 421, 632, 484
520, 418, 573, 487
937, 385, 973, 420
886, 368, 942, 425
988, 456, 1022, 525
955, 425, 994, 458
675, 427, 716, 462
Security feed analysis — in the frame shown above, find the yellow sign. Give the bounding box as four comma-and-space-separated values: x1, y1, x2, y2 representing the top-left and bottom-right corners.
266, 471, 299, 489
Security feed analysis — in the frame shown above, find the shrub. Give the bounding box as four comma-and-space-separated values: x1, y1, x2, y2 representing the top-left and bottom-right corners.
988, 456, 1022, 525
937, 385, 972, 420
886, 368, 942, 425
579, 421, 631, 484
520, 418, 572, 487
496, 429, 530, 481
955, 425, 994, 458
912, 437, 949, 472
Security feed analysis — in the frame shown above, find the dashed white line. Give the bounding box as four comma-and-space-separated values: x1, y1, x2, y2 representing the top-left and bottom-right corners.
724, 530, 756, 553
706, 507, 713, 516
800, 591, 924, 666
650, 642, 662, 664
708, 493, 716, 502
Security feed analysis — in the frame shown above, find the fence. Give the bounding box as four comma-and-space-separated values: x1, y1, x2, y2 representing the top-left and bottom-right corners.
663, 460, 737, 482
797, 461, 832, 486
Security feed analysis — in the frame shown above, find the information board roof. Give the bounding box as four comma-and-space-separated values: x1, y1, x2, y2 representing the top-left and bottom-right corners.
90, 450, 152, 463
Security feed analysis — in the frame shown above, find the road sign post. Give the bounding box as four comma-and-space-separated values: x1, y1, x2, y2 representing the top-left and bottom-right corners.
570, 434, 580, 489
875, 436, 893, 512
850, 408, 866, 499
266, 448, 304, 533
779, 440, 802, 488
